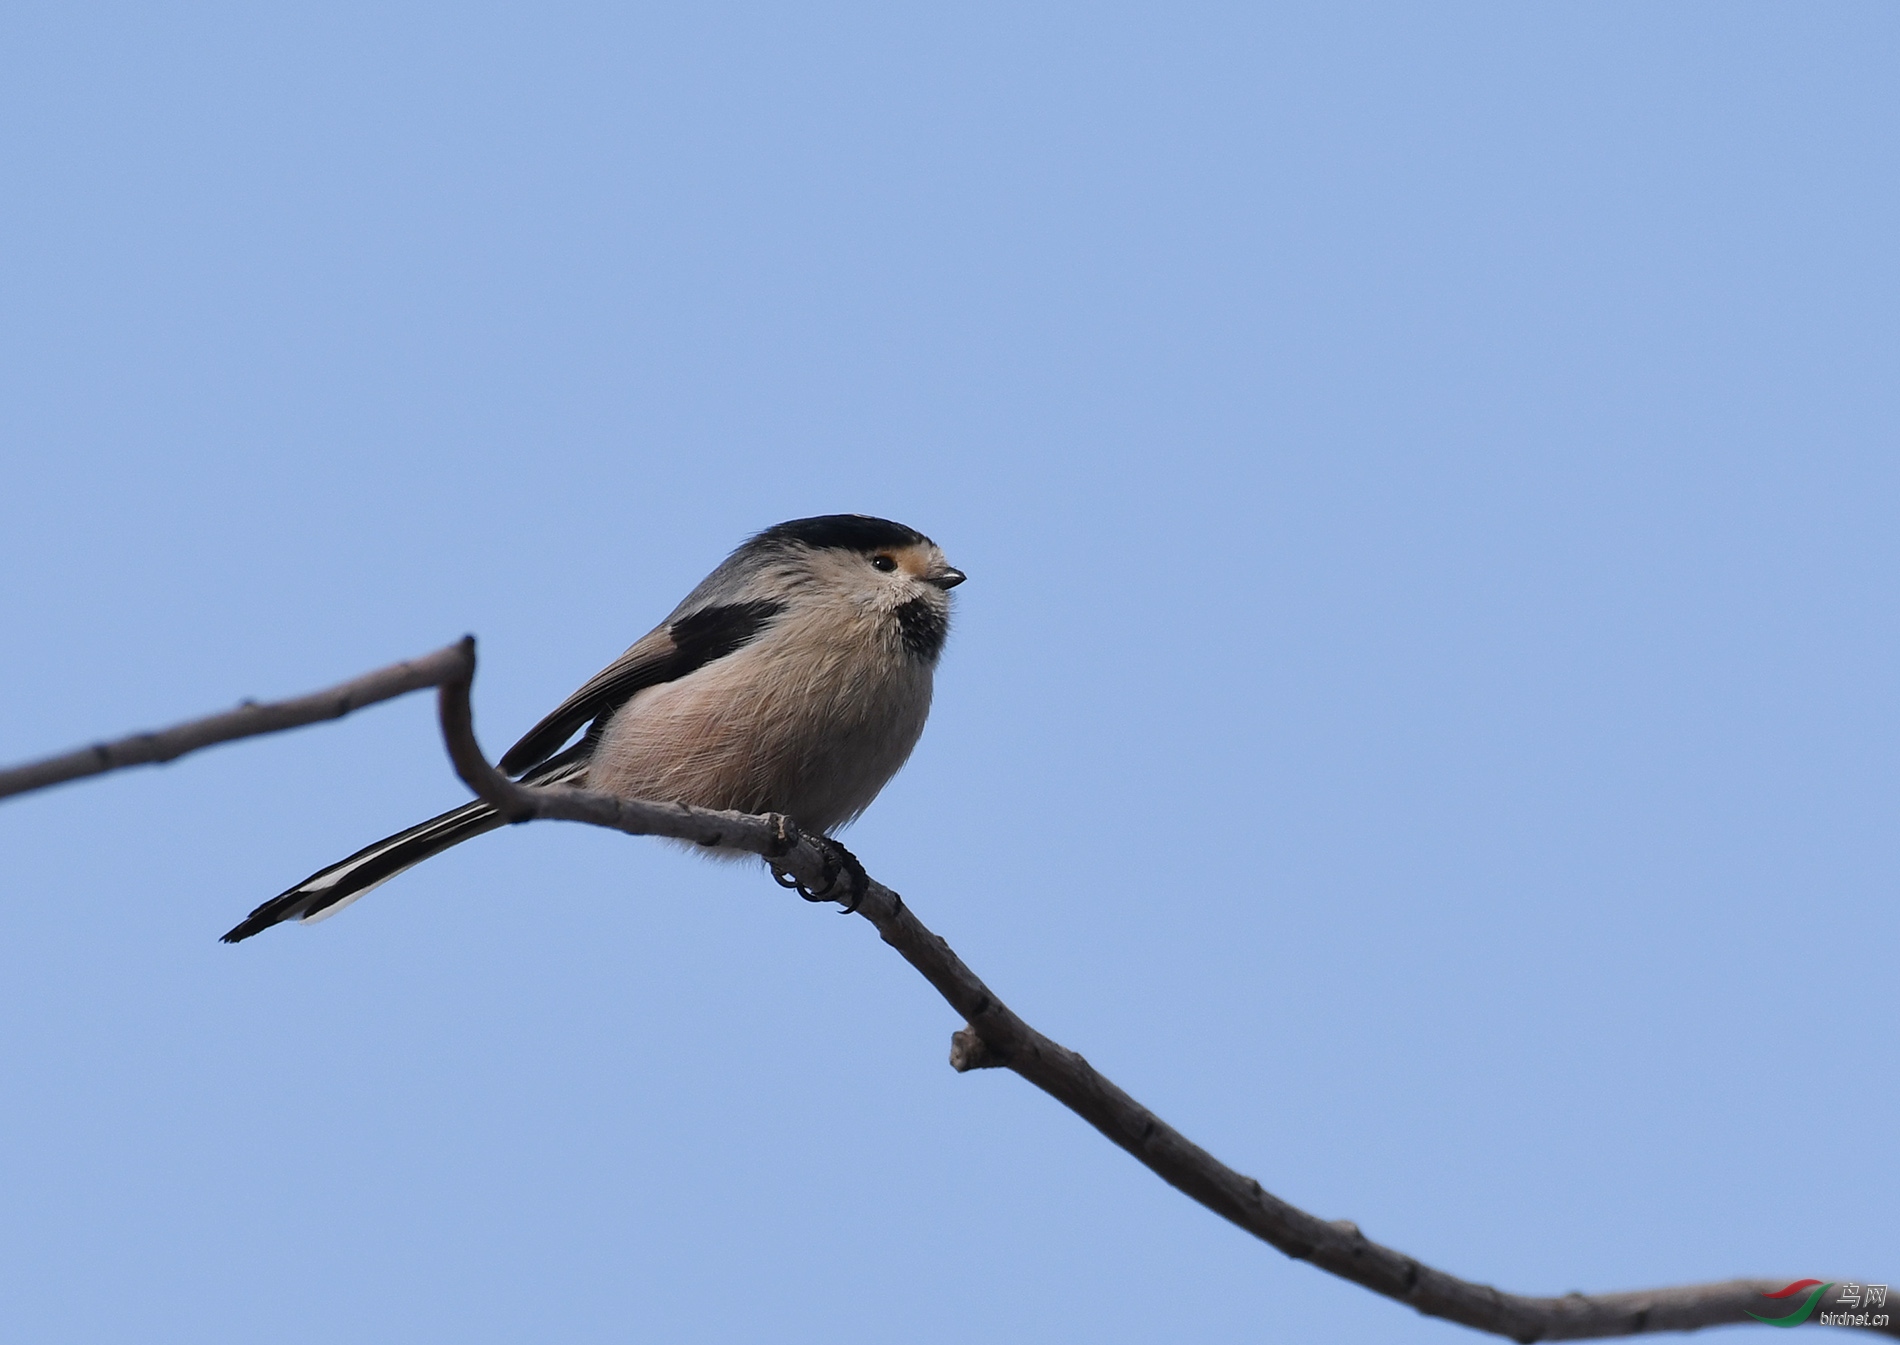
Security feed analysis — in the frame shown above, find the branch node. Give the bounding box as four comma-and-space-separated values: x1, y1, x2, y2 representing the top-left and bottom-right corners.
949, 1024, 1006, 1072
762, 813, 799, 859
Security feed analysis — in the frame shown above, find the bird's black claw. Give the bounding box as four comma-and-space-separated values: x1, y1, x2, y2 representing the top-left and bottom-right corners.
825, 840, 869, 914
769, 837, 868, 913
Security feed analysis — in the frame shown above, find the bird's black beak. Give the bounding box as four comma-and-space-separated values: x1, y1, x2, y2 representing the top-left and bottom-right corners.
929, 567, 967, 590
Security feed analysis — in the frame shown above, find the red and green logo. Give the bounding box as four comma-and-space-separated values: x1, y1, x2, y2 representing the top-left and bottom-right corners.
1747, 1280, 1830, 1327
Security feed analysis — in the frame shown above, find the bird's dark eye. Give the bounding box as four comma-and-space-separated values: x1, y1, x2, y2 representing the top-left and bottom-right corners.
871, 554, 897, 573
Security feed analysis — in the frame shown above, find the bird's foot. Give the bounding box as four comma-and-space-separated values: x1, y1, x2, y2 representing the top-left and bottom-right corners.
769, 836, 869, 914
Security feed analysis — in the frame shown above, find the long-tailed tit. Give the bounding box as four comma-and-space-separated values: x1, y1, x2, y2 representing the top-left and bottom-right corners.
222, 515, 964, 942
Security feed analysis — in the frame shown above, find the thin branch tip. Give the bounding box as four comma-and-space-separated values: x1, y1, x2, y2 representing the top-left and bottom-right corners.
434, 643, 537, 824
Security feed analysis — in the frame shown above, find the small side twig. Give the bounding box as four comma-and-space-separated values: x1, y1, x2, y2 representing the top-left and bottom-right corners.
949, 1024, 1006, 1071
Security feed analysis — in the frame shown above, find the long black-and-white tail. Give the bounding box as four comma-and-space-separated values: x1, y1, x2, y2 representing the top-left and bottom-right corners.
221, 751, 587, 943
219, 801, 504, 943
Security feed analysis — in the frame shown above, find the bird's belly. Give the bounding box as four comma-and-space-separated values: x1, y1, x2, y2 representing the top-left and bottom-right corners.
586, 645, 932, 835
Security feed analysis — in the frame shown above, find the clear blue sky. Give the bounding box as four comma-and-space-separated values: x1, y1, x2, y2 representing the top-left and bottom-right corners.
2, 5, 1894, 1342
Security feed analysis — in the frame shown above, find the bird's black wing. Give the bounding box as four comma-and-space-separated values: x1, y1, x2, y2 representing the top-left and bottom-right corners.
497, 599, 784, 777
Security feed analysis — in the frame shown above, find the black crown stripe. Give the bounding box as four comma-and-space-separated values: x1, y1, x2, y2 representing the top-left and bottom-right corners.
755, 514, 929, 553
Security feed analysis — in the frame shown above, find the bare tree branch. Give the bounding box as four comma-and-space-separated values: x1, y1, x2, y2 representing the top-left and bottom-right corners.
425, 640, 1890, 1339
3, 637, 1887, 1338
0, 643, 473, 800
